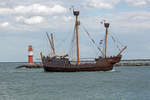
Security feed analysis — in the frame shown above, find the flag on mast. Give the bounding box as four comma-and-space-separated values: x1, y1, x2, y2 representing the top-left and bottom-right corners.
100, 20, 106, 24
99, 40, 104, 46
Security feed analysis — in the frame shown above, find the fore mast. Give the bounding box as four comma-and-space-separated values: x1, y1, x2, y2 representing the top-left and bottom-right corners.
73, 10, 80, 65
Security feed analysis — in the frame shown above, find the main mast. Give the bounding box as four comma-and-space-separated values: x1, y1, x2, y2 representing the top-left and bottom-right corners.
104, 23, 109, 58
73, 11, 80, 64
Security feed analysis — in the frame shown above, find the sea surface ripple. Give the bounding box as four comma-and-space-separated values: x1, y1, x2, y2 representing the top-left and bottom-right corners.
0, 62, 150, 100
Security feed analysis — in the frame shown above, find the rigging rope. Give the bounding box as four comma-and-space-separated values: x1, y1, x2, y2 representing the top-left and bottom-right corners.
81, 23, 104, 57
68, 23, 77, 61
110, 34, 121, 51
108, 32, 125, 52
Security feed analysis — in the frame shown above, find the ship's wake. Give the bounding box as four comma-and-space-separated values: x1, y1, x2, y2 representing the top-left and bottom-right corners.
107, 69, 117, 72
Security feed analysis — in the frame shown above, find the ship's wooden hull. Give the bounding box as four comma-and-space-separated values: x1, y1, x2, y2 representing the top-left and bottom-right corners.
44, 66, 113, 72
42, 56, 121, 72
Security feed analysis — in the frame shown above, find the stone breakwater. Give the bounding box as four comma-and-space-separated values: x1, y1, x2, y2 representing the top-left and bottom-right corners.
16, 63, 43, 69
115, 59, 150, 66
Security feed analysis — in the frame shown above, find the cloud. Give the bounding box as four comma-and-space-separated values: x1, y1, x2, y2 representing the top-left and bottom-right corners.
85, 0, 120, 9
16, 16, 44, 24
77, 10, 150, 36
0, 8, 12, 15
50, 5, 67, 14
0, 4, 66, 15
84, 0, 150, 9
0, 22, 9, 27
89, 1, 113, 9
110, 15, 150, 34
24, 16, 44, 24
63, 16, 73, 22
124, 0, 150, 7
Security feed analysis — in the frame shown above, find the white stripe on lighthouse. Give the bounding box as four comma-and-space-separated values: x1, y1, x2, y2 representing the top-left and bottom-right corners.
28, 51, 33, 56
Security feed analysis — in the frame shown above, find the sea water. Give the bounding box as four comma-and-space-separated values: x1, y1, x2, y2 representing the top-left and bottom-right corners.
0, 62, 150, 100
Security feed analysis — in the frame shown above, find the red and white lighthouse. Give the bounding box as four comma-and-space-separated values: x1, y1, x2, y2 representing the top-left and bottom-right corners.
28, 45, 33, 63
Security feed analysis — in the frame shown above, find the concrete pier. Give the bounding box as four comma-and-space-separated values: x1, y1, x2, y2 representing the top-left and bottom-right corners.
16, 63, 43, 69
115, 59, 150, 66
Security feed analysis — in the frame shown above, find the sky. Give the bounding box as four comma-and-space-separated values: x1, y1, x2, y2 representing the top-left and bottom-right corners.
0, 0, 150, 62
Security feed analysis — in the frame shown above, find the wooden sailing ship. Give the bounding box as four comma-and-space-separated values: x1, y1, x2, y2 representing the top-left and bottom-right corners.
40, 10, 127, 72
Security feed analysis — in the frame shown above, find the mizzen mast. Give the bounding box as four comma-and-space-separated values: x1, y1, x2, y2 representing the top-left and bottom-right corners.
46, 32, 55, 56
50, 33, 55, 55
104, 23, 109, 58
73, 10, 80, 64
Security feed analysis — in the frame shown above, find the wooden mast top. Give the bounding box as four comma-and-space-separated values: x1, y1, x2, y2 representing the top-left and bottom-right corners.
104, 23, 109, 58
73, 10, 80, 64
